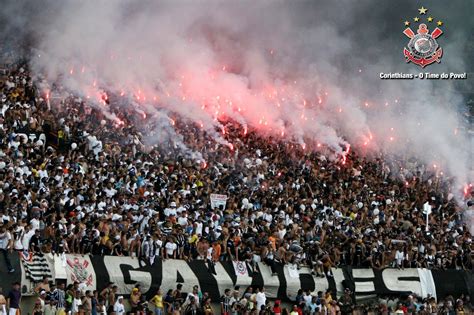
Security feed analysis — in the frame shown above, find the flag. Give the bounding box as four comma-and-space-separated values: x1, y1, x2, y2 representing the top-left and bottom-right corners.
232, 261, 248, 277
288, 264, 299, 279
21, 253, 52, 282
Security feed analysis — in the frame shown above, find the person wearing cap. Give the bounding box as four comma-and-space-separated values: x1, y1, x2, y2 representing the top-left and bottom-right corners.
35, 276, 51, 295
38, 290, 47, 313
113, 296, 125, 315
129, 287, 141, 314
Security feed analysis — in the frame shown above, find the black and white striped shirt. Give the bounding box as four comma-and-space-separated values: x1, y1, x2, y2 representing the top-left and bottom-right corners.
52, 289, 66, 308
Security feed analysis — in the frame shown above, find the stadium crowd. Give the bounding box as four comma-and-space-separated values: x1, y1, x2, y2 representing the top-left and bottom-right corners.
1, 279, 473, 315
1, 62, 472, 272
0, 56, 473, 315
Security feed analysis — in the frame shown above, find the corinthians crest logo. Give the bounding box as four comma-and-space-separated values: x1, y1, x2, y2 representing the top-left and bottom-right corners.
403, 6, 444, 68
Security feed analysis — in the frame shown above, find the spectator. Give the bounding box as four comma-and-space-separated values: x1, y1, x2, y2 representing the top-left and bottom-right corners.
7, 282, 21, 315
183, 296, 198, 315
338, 289, 353, 314
328, 300, 340, 315
255, 287, 266, 313
37, 291, 47, 313
82, 291, 92, 315
32, 299, 42, 315
150, 288, 164, 315
52, 282, 66, 311
273, 300, 282, 315
91, 291, 99, 315
113, 296, 125, 315
289, 305, 299, 315
0, 226, 14, 273
220, 289, 232, 315
185, 285, 201, 308
202, 297, 213, 315
130, 287, 141, 314
43, 298, 57, 315
71, 290, 82, 315
163, 289, 174, 314
0, 287, 6, 315
35, 277, 51, 294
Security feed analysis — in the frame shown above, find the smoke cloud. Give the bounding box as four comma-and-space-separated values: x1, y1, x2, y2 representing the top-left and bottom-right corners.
1, 0, 473, 190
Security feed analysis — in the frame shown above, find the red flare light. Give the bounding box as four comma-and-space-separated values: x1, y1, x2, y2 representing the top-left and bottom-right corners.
342, 144, 351, 165
464, 184, 473, 197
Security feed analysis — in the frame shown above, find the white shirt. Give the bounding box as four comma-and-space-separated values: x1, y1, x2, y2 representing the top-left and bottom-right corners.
395, 250, 404, 265
104, 188, 117, 198
164, 208, 177, 217
178, 216, 188, 226
72, 298, 82, 313
195, 222, 203, 235
0, 232, 11, 249
22, 229, 35, 250
153, 240, 163, 256
165, 242, 177, 256
256, 292, 266, 311
13, 226, 25, 250
30, 218, 40, 230
207, 247, 213, 260
114, 301, 125, 315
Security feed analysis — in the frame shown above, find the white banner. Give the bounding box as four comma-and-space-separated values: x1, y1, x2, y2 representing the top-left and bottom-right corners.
210, 194, 228, 209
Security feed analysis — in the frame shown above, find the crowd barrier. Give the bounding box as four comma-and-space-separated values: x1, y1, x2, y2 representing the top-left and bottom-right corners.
6, 253, 472, 302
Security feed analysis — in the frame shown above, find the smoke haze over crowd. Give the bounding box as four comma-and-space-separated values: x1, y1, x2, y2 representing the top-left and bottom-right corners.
1, 0, 472, 190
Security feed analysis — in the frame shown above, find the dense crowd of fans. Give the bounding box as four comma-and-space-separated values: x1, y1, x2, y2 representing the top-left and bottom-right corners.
0, 280, 473, 315
0, 54, 473, 314
1, 62, 472, 274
